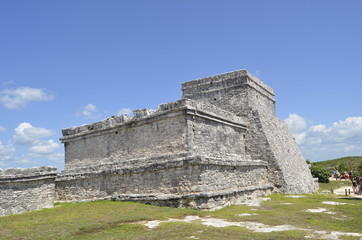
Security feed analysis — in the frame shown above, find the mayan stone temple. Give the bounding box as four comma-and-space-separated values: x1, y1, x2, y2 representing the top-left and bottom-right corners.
0, 69, 318, 216
55, 69, 317, 210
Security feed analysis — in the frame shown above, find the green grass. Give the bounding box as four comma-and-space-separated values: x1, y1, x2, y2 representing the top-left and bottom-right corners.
318, 180, 351, 193
1, 181, 362, 240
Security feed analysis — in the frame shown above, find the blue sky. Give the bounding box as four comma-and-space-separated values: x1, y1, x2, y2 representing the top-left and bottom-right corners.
0, 0, 361, 170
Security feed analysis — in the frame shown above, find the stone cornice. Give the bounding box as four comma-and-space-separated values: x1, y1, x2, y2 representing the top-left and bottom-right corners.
57, 155, 268, 180
182, 69, 274, 99
60, 99, 247, 143
0, 166, 57, 183
112, 184, 274, 201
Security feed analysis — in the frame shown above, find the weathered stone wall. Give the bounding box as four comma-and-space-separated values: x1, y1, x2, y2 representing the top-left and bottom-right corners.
182, 69, 276, 117
62, 104, 189, 171
0, 166, 57, 217
55, 69, 317, 211
61, 99, 248, 173
187, 112, 247, 159
56, 156, 271, 210
251, 112, 318, 193
57, 98, 271, 210
182, 69, 317, 194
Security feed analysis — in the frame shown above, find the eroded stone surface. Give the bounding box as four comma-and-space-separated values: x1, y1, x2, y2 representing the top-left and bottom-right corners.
0, 166, 57, 217
143, 216, 362, 240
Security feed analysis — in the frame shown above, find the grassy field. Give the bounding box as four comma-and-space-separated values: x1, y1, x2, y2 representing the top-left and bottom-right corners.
313, 156, 362, 172
318, 180, 351, 193
1, 181, 362, 240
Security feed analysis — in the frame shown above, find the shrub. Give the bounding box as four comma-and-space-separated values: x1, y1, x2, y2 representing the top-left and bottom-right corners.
337, 163, 348, 173
357, 162, 362, 176
350, 172, 359, 180
311, 165, 330, 183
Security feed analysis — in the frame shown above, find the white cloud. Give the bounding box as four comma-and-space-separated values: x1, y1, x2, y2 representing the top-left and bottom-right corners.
343, 145, 357, 152
118, 108, 133, 116
293, 132, 307, 145
29, 139, 60, 155
332, 117, 362, 138
0, 80, 15, 86
285, 114, 362, 161
0, 140, 15, 166
13, 122, 55, 146
285, 114, 307, 132
13, 158, 39, 166
0, 123, 62, 168
0, 87, 54, 109
0, 126, 6, 132
310, 124, 328, 133
46, 152, 64, 162
77, 103, 101, 118
0, 141, 15, 158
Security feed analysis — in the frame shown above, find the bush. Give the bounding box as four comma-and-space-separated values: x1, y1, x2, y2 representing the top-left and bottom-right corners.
357, 162, 362, 176
311, 165, 330, 183
337, 163, 348, 174
350, 172, 359, 180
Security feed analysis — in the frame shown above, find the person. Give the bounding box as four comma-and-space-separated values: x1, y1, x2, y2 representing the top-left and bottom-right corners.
335, 171, 341, 180
333, 169, 337, 178
349, 171, 353, 180
352, 178, 358, 194
344, 172, 349, 181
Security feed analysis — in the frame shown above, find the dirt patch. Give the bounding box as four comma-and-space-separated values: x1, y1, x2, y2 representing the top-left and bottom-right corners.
200, 218, 302, 232
322, 201, 349, 205
186, 236, 199, 239
305, 208, 328, 213
304, 208, 336, 215
237, 213, 258, 217
308, 230, 362, 240
143, 216, 362, 239
284, 195, 306, 198
238, 197, 271, 207
144, 216, 200, 229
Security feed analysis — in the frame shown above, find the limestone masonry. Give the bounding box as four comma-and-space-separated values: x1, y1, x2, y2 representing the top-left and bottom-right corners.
0, 167, 57, 216
0, 69, 318, 215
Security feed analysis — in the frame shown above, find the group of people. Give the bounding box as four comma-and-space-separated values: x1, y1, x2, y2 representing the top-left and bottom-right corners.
333, 170, 362, 194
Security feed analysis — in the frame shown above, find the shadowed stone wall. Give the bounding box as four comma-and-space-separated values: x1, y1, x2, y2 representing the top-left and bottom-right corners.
56, 157, 272, 210
182, 70, 318, 194
57, 98, 273, 210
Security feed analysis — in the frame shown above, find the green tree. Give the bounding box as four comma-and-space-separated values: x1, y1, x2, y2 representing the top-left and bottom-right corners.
357, 162, 362, 176
337, 163, 348, 173
311, 165, 330, 183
